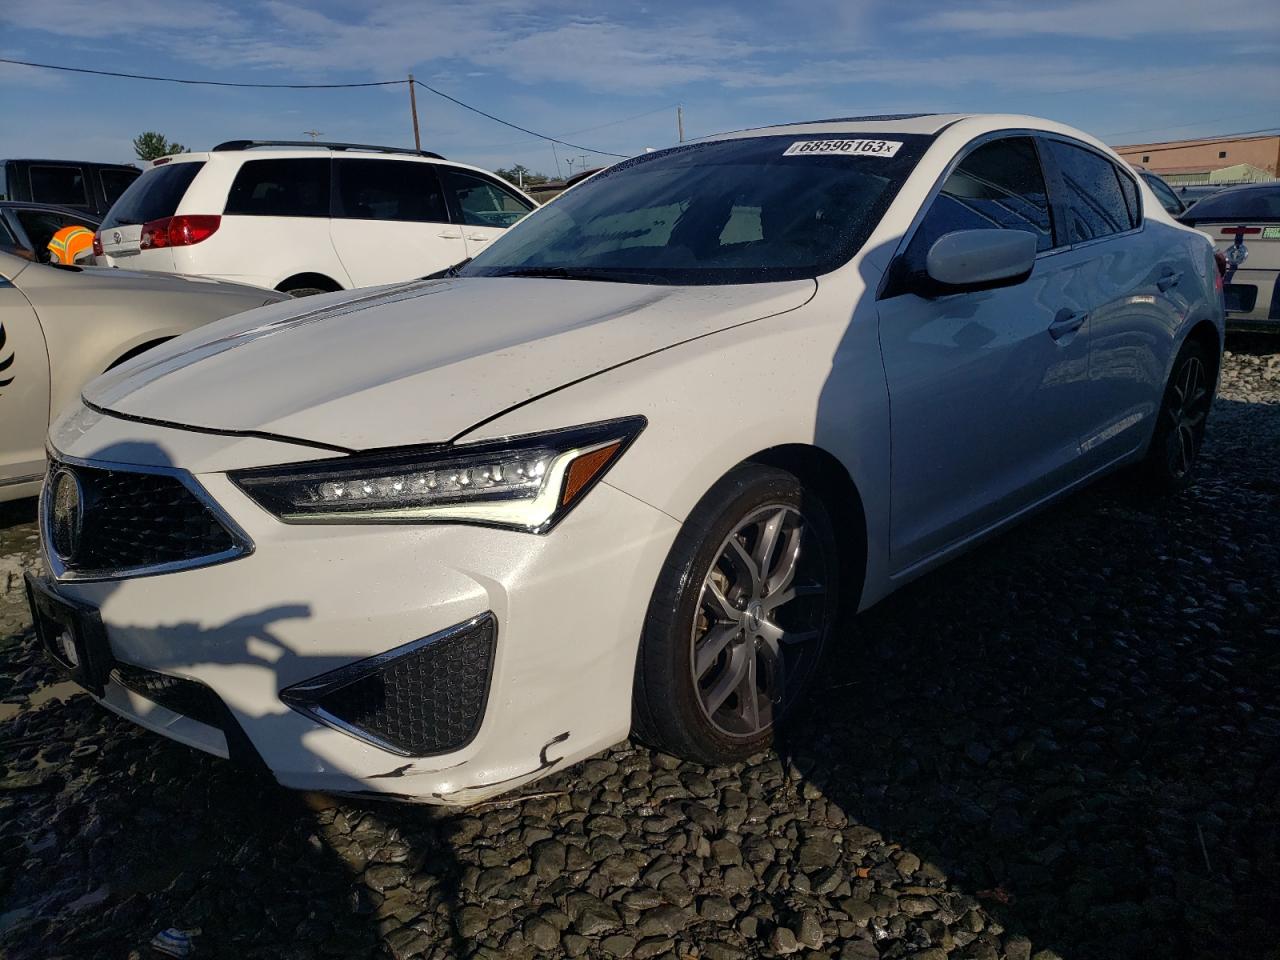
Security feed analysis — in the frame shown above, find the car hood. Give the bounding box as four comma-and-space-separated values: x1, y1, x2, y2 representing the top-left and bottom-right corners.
84, 277, 815, 451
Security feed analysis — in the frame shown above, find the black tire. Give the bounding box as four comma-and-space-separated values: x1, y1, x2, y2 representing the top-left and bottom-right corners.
281, 286, 329, 299
1142, 338, 1216, 493
633, 464, 840, 763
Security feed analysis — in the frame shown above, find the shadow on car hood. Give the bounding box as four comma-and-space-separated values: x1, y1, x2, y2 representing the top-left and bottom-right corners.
84, 276, 816, 451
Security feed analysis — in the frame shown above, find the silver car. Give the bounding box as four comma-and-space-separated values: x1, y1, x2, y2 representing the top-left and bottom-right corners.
1, 249, 287, 501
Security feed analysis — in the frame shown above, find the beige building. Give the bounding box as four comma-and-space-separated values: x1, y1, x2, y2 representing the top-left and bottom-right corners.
1115, 134, 1279, 184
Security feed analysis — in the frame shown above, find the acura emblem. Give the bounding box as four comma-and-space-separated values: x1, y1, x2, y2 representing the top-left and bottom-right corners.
51, 468, 85, 563
112, 231, 122, 244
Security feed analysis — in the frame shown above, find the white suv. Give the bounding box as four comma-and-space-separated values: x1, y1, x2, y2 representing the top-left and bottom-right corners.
94, 140, 537, 294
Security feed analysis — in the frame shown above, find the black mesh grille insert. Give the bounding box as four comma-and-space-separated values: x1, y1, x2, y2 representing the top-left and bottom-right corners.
50, 462, 240, 574
286, 615, 496, 756
112, 663, 225, 728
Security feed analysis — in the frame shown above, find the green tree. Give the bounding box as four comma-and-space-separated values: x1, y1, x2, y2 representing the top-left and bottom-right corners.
495, 164, 550, 188
133, 131, 189, 162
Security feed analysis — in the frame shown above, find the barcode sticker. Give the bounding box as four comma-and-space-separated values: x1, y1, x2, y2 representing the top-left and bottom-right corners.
783, 139, 903, 158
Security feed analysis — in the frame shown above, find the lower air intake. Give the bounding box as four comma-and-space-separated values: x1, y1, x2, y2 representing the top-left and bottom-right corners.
281, 614, 496, 756
112, 663, 225, 728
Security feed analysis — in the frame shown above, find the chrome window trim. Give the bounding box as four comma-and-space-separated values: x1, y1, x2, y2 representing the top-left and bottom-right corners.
280, 612, 497, 757
41, 449, 254, 583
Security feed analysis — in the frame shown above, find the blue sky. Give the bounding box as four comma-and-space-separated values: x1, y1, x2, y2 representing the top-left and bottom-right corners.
2, 0, 1277, 177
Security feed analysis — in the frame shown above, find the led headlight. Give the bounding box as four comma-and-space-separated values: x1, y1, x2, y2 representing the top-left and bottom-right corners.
230, 417, 646, 532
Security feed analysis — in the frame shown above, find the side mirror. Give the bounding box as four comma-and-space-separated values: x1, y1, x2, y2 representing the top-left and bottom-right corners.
924, 229, 1038, 294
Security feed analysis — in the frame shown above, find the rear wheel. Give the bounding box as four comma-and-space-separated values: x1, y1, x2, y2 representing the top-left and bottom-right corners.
633, 464, 839, 763
1143, 338, 1215, 492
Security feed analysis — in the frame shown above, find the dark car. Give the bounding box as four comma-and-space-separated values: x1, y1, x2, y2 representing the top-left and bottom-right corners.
1179, 182, 1280, 330
0, 201, 100, 263
0, 159, 140, 218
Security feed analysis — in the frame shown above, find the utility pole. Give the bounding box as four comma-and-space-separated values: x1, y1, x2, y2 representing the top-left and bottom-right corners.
408, 73, 422, 152
303, 129, 323, 142
677, 105, 684, 143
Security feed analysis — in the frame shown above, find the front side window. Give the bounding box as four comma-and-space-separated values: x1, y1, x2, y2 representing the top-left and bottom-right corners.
440, 169, 533, 228
901, 136, 1055, 270
460, 134, 930, 285
100, 167, 141, 206
334, 159, 447, 223
29, 165, 87, 208
224, 158, 330, 218
1046, 140, 1134, 242
16, 210, 84, 261
102, 161, 205, 229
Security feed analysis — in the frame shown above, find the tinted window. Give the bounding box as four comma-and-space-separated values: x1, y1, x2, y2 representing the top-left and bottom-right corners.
16, 210, 86, 262
1143, 174, 1184, 215
225, 158, 330, 217
100, 167, 141, 206
1046, 141, 1133, 242
29, 165, 87, 207
1117, 170, 1140, 225
1182, 186, 1280, 222
904, 137, 1055, 265
440, 169, 533, 228
460, 134, 930, 285
0, 215, 18, 248
334, 159, 447, 222
0, 164, 8, 201
102, 161, 205, 229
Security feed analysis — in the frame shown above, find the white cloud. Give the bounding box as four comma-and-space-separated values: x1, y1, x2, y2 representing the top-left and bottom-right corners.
910, 0, 1280, 38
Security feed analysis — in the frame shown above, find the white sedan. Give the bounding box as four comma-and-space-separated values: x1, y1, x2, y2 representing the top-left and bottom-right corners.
28, 113, 1222, 804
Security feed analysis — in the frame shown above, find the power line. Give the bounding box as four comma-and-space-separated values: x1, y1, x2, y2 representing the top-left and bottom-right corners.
413, 79, 627, 158
1104, 113, 1279, 140
0, 55, 631, 159
0, 56, 403, 88
462, 104, 678, 155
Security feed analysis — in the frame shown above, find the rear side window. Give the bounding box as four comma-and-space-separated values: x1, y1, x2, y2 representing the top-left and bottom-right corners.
1182, 186, 1280, 222
102, 161, 205, 229
1117, 171, 1140, 225
225, 158, 330, 218
100, 167, 141, 206
440, 168, 534, 228
29, 165, 87, 207
334, 159, 447, 222
1046, 141, 1134, 242
1144, 175, 1184, 215
905, 136, 1055, 261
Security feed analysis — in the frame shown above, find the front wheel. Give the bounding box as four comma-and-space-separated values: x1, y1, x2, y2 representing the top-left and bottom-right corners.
632, 464, 840, 763
1142, 338, 1216, 492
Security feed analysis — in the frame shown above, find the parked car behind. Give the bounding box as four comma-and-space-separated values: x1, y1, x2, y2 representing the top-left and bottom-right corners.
0, 159, 140, 218
0, 202, 99, 263
1133, 168, 1188, 216
1179, 181, 1280, 330
95, 141, 538, 296
29, 113, 1221, 804
1, 249, 288, 501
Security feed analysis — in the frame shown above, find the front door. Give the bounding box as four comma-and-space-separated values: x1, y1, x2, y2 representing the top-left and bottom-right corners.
877, 135, 1094, 572
438, 167, 535, 258
0, 269, 50, 489
329, 158, 467, 287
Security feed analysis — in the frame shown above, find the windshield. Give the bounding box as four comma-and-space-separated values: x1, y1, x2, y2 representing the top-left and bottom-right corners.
102, 161, 204, 229
1184, 186, 1280, 223
460, 134, 931, 285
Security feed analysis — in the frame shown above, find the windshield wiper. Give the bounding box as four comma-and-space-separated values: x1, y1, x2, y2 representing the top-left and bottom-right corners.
422, 257, 471, 280
487, 266, 603, 281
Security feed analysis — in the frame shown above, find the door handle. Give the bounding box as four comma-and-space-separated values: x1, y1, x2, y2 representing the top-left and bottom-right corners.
1157, 269, 1183, 292
1049, 309, 1087, 340
438, 231, 462, 239
466, 234, 490, 242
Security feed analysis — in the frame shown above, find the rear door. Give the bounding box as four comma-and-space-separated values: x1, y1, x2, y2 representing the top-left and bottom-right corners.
98, 159, 206, 269
0, 263, 50, 489
329, 157, 466, 286
438, 167, 535, 257
1042, 138, 1182, 465
877, 134, 1094, 572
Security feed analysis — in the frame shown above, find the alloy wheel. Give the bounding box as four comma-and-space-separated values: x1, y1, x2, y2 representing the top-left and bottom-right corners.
1165, 355, 1210, 480
690, 504, 830, 737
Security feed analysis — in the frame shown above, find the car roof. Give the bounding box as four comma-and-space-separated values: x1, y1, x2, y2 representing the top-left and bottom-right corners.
1, 158, 138, 170
0, 200, 101, 222
699, 113, 1109, 149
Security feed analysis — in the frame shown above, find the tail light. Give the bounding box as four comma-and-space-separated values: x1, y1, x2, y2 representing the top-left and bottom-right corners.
1214, 250, 1227, 292
92, 233, 103, 257
139, 215, 221, 250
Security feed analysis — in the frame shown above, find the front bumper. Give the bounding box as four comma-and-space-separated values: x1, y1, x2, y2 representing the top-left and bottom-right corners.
40, 412, 679, 804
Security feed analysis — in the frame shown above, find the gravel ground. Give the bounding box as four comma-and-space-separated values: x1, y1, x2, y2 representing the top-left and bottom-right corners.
2, 342, 1278, 960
